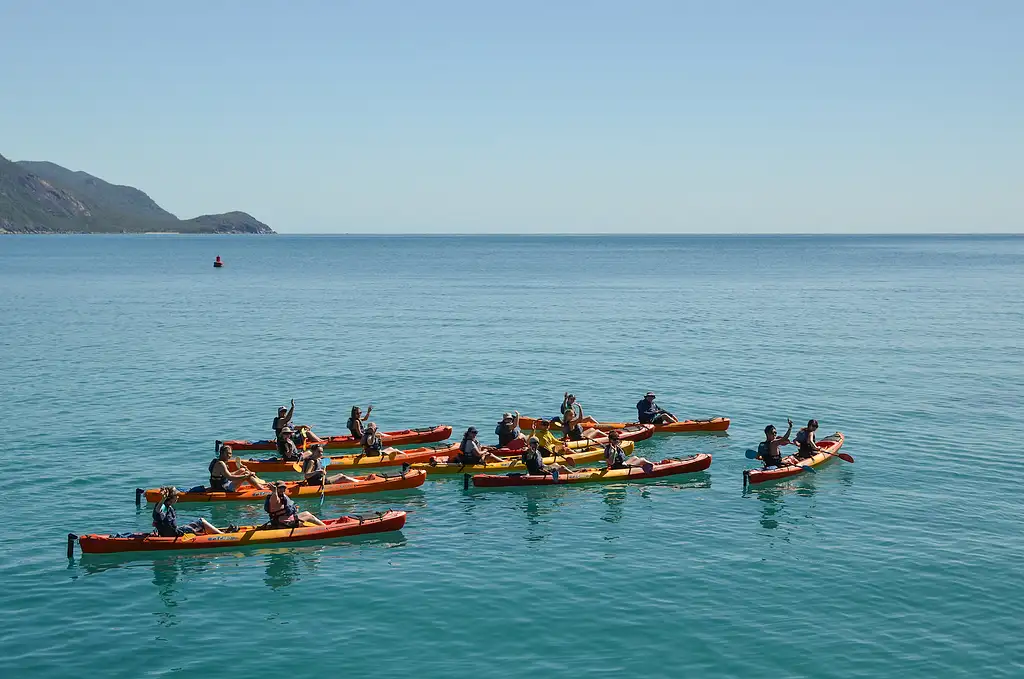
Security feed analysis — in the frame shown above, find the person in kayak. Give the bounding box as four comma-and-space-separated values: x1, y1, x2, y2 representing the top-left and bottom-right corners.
793, 419, 821, 460
360, 422, 400, 457
636, 392, 679, 425
603, 430, 653, 471
522, 436, 572, 476
346, 404, 373, 438
301, 445, 358, 485
757, 419, 793, 468
209, 444, 266, 491
276, 426, 304, 462
273, 401, 294, 436
265, 481, 326, 528
495, 411, 526, 448
455, 427, 505, 465
274, 401, 323, 446
531, 420, 567, 456
560, 401, 586, 441
152, 487, 223, 537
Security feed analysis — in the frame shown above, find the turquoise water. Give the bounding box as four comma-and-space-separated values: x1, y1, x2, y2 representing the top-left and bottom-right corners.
1, 235, 1021, 678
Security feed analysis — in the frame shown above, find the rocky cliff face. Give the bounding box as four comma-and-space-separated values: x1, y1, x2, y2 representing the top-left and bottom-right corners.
0, 154, 275, 234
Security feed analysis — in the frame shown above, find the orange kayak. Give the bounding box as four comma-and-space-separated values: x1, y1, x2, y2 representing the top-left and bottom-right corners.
139, 469, 425, 503
73, 510, 406, 555
220, 424, 453, 452
744, 433, 846, 486
519, 416, 729, 434
234, 443, 461, 473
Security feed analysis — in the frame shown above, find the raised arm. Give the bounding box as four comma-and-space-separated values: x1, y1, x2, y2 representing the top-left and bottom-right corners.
783, 418, 793, 442
362, 405, 372, 422
284, 399, 295, 424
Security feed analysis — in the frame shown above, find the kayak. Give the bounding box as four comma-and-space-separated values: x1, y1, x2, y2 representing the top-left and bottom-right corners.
139, 469, 425, 503
409, 442, 634, 476
72, 510, 406, 555
231, 432, 636, 474
472, 454, 712, 488
743, 432, 845, 486
519, 416, 729, 434
566, 423, 655, 443
234, 443, 461, 473
220, 424, 453, 451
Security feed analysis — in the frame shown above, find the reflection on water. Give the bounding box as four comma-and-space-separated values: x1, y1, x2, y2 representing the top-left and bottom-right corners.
745, 465, 857, 530
73, 533, 407, 597
601, 486, 627, 525
752, 487, 786, 530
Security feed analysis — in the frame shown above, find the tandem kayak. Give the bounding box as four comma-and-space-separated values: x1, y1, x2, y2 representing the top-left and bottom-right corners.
409, 442, 634, 476
519, 416, 729, 434
472, 454, 712, 488
72, 510, 407, 555
233, 443, 461, 473
220, 425, 453, 451
231, 432, 635, 474
139, 469, 426, 503
743, 433, 846, 486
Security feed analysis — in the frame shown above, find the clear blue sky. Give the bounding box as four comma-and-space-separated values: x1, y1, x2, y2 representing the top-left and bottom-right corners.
2, 1, 1021, 233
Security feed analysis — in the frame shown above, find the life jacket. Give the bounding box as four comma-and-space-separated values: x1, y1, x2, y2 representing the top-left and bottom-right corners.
302, 457, 326, 480
347, 417, 360, 438
522, 448, 546, 475
208, 458, 229, 490
264, 494, 297, 526
457, 438, 482, 463
795, 429, 815, 457
605, 444, 626, 468
278, 435, 300, 461
363, 433, 383, 455
152, 503, 178, 537
496, 423, 519, 447
759, 440, 782, 466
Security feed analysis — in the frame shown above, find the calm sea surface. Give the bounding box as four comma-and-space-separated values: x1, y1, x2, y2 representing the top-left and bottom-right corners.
0, 235, 1021, 678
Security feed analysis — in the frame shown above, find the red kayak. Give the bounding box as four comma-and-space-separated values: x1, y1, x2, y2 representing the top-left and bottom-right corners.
472, 454, 712, 487
73, 510, 407, 555
743, 433, 846, 486
220, 424, 453, 452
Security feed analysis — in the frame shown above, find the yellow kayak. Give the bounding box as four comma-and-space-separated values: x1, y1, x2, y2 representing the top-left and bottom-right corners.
409, 441, 633, 476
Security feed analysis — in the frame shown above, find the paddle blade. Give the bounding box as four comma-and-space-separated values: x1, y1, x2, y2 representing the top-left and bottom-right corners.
745, 449, 760, 459
838, 453, 855, 463
798, 465, 817, 473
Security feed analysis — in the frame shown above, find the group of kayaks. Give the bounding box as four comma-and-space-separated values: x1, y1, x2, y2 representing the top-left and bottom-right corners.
70, 413, 852, 556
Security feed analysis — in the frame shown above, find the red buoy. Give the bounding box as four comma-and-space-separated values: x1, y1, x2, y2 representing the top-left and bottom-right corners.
214, 256, 224, 268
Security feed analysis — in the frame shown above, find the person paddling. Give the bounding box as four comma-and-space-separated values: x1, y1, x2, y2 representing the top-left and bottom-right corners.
455, 427, 504, 465
209, 444, 266, 491
153, 487, 222, 537
757, 419, 793, 468
301, 445, 358, 485
495, 411, 526, 448
522, 436, 572, 476
347, 404, 373, 438
636, 392, 679, 425
265, 481, 326, 528
794, 419, 821, 461
603, 430, 653, 470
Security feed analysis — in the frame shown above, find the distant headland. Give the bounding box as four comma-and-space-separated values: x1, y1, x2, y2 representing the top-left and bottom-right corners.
0, 153, 274, 234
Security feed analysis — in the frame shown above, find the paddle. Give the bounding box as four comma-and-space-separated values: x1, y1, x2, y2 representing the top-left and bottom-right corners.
319, 456, 329, 507
744, 448, 815, 472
